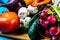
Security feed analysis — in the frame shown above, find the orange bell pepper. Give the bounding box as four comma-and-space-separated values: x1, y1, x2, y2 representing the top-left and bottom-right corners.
31, 0, 51, 7
24, 0, 34, 6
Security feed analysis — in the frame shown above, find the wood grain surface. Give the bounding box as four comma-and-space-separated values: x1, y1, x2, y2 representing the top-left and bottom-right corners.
3, 33, 51, 40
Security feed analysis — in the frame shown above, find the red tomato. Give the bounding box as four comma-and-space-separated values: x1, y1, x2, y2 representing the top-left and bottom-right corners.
0, 12, 19, 33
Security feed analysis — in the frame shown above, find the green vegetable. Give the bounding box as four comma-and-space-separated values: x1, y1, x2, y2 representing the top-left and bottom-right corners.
28, 17, 45, 40
56, 15, 60, 22
50, 5, 60, 22
47, 4, 60, 22
38, 6, 45, 12
47, 9, 53, 14
50, 5, 60, 18
28, 17, 40, 40
38, 4, 50, 13
27, 14, 39, 29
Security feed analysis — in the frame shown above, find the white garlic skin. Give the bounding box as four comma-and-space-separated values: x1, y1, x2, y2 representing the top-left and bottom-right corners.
20, 18, 24, 23
23, 17, 31, 28
18, 7, 29, 19
27, 5, 38, 14
52, 0, 60, 7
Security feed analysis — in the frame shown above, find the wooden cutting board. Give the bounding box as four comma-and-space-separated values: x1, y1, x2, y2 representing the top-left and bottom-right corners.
2, 33, 51, 40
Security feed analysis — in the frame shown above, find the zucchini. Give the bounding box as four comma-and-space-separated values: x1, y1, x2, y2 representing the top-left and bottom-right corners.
28, 17, 46, 40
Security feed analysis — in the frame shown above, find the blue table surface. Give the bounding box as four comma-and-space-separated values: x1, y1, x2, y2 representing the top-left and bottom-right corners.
0, 0, 9, 4
0, 37, 12, 40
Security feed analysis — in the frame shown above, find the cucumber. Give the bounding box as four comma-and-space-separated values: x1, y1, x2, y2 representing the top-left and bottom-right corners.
28, 5, 50, 40
26, 14, 39, 29
28, 17, 46, 40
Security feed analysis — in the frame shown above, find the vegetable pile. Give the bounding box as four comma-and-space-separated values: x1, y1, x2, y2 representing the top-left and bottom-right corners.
39, 4, 60, 40
0, 0, 60, 40
27, 4, 60, 40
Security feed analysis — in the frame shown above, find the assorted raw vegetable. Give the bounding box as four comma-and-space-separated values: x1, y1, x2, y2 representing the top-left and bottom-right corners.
39, 4, 60, 40
25, 4, 60, 40
0, 0, 60, 40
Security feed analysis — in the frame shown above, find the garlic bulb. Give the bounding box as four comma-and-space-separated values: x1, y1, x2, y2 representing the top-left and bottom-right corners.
52, 0, 60, 7
18, 7, 29, 19
20, 18, 24, 23
27, 5, 38, 14
23, 17, 31, 28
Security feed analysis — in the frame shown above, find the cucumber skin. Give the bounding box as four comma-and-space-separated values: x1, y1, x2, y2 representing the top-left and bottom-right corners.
27, 14, 39, 29
28, 17, 46, 40
28, 17, 40, 40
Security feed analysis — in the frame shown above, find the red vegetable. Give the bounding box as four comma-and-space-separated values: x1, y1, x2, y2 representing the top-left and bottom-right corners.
46, 15, 56, 25
42, 21, 49, 28
49, 26, 58, 35
52, 36, 57, 40
0, 12, 19, 33
45, 30, 50, 36
40, 8, 50, 20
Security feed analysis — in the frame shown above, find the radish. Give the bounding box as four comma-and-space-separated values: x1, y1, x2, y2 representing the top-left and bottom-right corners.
49, 26, 58, 35
42, 21, 49, 29
52, 36, 57, 40
40, 8, 50, 19
49, 26, 59, 40
40, 12, 47, 20
46, 15, 56, 25
45, 30, 50, 36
